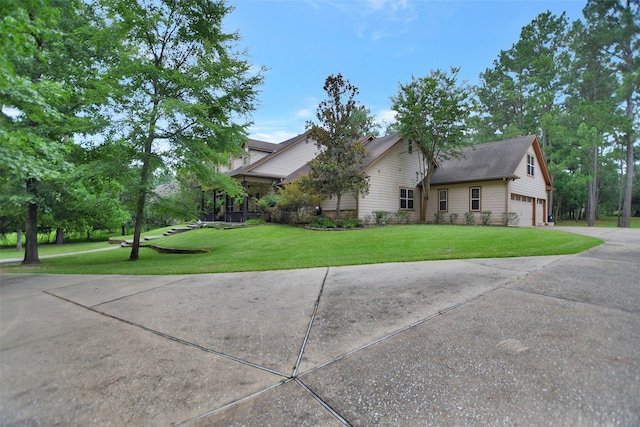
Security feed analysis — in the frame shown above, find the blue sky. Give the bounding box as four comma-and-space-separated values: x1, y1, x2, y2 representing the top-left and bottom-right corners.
225, 0, 586, 143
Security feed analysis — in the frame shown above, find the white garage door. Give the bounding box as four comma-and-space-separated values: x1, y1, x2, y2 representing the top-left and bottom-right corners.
536, 199, 545, 225
511, 195, 533, 226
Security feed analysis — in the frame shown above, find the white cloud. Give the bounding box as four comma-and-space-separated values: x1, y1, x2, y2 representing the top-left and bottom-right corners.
375, 109, 397, 126
295, 108, 313, 118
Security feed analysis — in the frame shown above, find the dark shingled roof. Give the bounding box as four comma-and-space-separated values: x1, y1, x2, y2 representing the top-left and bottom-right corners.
431, 135, 537, 185
245, 139, 279, 153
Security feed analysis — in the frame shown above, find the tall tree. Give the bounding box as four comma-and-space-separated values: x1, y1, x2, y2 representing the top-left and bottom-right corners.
102, 0, 263, 260
475, 12, 569, 142
0, 0, 102, 263
304, 73, 372, 218
390, 67, 473, 222
584, 0, 639, 227
475, 11, 570, 220
563, 19, 620, 226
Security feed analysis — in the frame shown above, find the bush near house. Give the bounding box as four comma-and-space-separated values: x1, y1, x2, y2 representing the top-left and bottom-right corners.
464, 212, 475, 225
395, 211, 410, 224
481, 211, 492, 225
502, 212, 520, 227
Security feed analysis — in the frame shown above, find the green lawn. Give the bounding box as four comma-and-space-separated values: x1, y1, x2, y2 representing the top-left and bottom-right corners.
555, 215, 640, 228
0, 224, 602, 275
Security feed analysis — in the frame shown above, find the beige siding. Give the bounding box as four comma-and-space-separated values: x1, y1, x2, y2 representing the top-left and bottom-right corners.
321, 194, 357, 211
427, 180, 508, 225
509, 147, 549, 226
358, 140, 422, 223
249, 149, 271, 164
251, 140, 318, 177
511, 147, 548, 201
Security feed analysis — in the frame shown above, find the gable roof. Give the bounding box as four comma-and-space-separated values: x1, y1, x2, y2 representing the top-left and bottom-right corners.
282, 134, 397, 183
431, 134, 552, 188
229, 131, 310, 179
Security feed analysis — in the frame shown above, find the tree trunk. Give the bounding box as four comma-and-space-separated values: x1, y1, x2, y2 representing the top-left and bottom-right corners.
55, 227, 64, 244
420, 169, 433, 223
129, 93, 160, 261
129, 121, 156, 261
335, 194, 342, 219
16, 229, 22, 251
23, 178, 39, 264
619, 129, 634, 228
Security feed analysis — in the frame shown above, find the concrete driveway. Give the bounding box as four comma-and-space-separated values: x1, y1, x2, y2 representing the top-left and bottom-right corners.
1, 227, 639, 426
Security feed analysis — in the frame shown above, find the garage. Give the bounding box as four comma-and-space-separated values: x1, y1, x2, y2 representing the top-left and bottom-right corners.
511, 194, 533, 226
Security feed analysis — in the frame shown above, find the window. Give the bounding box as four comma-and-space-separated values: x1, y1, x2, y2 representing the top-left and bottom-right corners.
407, 140, 413, 154
470, 187, 481, 211
527, 154, 535, 176
400, 188, 414, 210
438, 189, 447, 212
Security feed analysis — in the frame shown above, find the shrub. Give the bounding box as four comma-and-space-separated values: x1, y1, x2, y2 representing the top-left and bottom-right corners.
345, 218, 364, 228
275, 178, 324, 224
502, 212, 520, 227
246, 218, 266, 225
322, 218, 336, 228
448, 213, 459, 224
480, 210, 492, 225
395, 211, 410, 224
434, 211, 444, 224
333, 218, 345, 228
464, 212, 475, 225
372, 210, 392, 225
256, 194, 280, 222
310, 215, 325, 228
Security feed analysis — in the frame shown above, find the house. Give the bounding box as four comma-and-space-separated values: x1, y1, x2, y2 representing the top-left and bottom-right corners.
207, 133, 552, 226
426, 134, 553, 226
216, 132, 320, 222
199, 137, 282, 221
285, 133, 423, 223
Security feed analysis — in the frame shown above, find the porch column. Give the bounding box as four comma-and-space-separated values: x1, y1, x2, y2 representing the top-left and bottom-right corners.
242, 180, 249, 222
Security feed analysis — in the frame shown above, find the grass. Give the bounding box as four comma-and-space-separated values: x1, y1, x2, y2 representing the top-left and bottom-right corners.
0, 241, 115, 259
0, 224, 602, 275
555, 215, 640, 228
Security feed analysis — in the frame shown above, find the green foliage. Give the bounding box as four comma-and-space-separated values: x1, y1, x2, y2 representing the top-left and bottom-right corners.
101, 0, 264, 259
391, 67, 473, 222
305, 74, 371, 218
464, 212, 475, 225
433, 211, 444, 224
481, 211, 492, 225
309, 216, 325, 228
583, 0, 639, 227
448, 213, 459, 224
245, 218, 266, 225
0, 0, 107, 262
274, 179, 323, 224
474, 11, 569, 142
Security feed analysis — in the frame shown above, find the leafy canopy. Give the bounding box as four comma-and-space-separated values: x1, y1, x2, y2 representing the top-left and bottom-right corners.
304, 74, 372, 217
